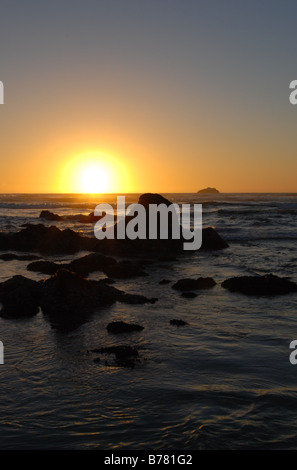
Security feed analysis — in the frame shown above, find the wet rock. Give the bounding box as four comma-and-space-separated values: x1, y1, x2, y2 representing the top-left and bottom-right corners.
66, 211, 103, 223
104, 260, 148, 279
92, 345, 139, 367
40, 269, 100, 319
96, 278, 115, 285
68, 253, 117, 276
116, 291, 158, 304
170, 319, 188, 326
27, 260, 65, 275
0, 275, 41, 318
0, 253, 41, 261
106, 321, 144, 334
138, 193, 172, 208
159, 279, 171, 285
221, 273, 297, 296
137, 194, 228, 251
181, 291, 197, 298
0, 232, 12, 251
172, 277, 216, 291
39, 210, 64, 221
158, 256, 176, 262
39, 269, 157, 330
201, 227, 228, 250
5, 224, 97, 255
26, 252, 148, 279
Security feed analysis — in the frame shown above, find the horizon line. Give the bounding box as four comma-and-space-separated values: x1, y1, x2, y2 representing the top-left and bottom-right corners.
0, 191, 297, 195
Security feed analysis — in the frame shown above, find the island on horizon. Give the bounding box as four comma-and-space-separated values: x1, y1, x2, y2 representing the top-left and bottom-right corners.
197, 187, 220, 194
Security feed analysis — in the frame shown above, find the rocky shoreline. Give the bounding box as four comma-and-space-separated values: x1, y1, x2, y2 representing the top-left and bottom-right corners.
1, 193, 297, 366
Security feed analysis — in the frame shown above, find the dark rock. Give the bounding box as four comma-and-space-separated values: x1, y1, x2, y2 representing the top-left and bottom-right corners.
170, 319, 188, 326
5, 224, 97, 255
181, 291, 197, 298
116, 292, 158, 304
92, 345, 139, 367
0, 194, 228, 257
66, 211, 103, 223
106, 321, 144, 334
0, 253, 41, 261
27, 260, 65, 275
159, 279, 171, 285
104, 260, 148, 279
68, 253, 117, 276
0, 268, 156, 329
28, 252, 148, 279
70, 253, 148, 279
0, 275, 41, 318
0, 232, 13, 251
39, 210, 64, 221
222, 273, 297, 296
172, 277, 216, 291
40, 269, 100, 319
158, 256, 176, 262
138, 193, 172, 208
96, 278, 115, 285
201, 227, 228, 250
197, 187, 220, 194
39, 269, 157, 330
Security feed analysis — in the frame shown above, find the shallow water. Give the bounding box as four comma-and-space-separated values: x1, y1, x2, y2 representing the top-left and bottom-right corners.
0, 193, 297, 450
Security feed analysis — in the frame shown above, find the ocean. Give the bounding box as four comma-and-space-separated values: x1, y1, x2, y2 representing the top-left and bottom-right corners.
0, 192, 297, 450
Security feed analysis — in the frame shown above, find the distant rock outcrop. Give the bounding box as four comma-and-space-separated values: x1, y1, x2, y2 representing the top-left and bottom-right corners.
197, 187, 220, 194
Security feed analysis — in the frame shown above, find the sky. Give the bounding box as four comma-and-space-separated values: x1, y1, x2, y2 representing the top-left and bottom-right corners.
0, 0, 297, 193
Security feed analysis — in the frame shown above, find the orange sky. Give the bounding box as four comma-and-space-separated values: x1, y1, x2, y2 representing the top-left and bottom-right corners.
1, 1, 297, 194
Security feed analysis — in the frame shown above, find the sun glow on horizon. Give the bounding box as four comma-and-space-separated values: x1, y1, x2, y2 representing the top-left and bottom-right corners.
59, 151, 131, 194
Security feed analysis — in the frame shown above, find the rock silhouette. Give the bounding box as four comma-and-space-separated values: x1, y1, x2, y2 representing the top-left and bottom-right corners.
0, 268, 157, 328
27, 253, 148, 279
0, 194, 228, 256
222, 273, 297, 296
39, 210, 64, 221
197, 187, 219, 194
172, 277, 216, 291
170, 319, 188, 326
91, 345, 139, 368
0, 275, 41, 318
106, 321, 144, 334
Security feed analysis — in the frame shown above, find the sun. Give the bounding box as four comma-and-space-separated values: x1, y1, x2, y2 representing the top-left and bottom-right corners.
80, 164, 110, 193
59, 151, 131, 193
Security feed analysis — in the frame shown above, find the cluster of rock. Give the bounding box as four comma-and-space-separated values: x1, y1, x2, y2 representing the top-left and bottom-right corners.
0, 193, 228, 256
26, 253, 148, 279
0, 268, 157, 326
